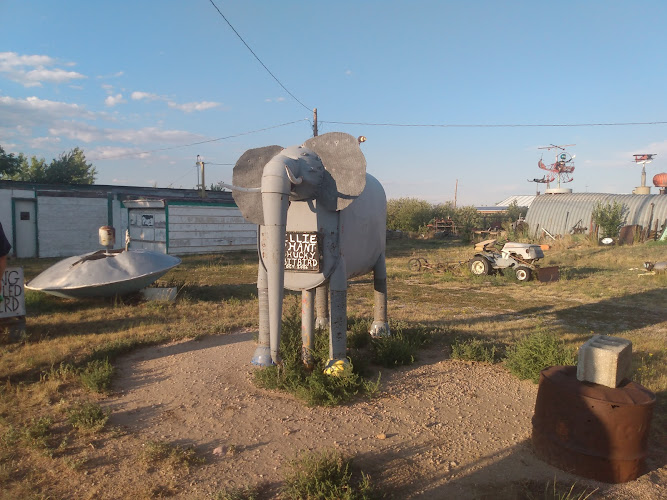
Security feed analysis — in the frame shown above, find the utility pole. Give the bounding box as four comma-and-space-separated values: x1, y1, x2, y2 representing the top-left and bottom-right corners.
197, 155, 206, 198
313, 108, 318, 137
454, 179, 458, 208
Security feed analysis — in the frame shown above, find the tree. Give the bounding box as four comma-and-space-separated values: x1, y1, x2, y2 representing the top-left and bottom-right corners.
0, 145, 21, 179
4, 147, 97, 185
591, 201, 627, 239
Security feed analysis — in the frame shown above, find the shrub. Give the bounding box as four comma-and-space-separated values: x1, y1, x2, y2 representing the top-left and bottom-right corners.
591, 201, 628, 239
450, 338, 500, 363
370, 321, 431, 368
280, 450, 378, 500
504, 330, 576, 383
67, 402, 109, 432
252, 304, 374, 406
80, 358, 114, 393
386, 198, 434, 232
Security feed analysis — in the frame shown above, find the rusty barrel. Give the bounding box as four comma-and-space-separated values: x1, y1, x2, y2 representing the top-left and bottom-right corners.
532, 365, 655, 483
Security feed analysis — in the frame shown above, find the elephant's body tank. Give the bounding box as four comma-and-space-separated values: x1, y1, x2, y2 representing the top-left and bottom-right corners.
272, 174, 386, 291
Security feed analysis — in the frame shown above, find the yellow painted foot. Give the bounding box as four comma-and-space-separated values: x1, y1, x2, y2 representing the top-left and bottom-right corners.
323, 358, 351, 376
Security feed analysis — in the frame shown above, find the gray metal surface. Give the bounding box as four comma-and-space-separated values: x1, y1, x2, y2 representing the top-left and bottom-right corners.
525, 193, 667, 237
232, 145, 283, 226
26, 250, 181, 299
303, 132, 366, 211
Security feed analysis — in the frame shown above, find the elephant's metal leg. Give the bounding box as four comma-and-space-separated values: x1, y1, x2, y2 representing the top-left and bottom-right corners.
301, 289, 315, 370
324, 262, 350, 375
370, 252, 390, 337
315, 283, 329, 330
252, 264, 273, 366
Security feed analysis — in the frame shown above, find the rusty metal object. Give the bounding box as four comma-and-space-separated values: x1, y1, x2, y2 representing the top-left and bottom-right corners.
537, 266, 560, 282
532, 365, 655, 483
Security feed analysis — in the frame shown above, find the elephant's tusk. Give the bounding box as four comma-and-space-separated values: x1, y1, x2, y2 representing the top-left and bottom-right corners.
217, 182, 260, 193
285, 165, 303, 185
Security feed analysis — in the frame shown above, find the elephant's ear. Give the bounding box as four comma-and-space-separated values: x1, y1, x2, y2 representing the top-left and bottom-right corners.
232, 145, 283, 225
303, 132, 366, 211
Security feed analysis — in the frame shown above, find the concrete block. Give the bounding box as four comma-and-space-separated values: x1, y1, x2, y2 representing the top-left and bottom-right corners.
577, 335, 632, 388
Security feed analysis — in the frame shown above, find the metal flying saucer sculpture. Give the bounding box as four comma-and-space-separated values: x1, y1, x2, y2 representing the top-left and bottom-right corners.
26, 249, 181, 299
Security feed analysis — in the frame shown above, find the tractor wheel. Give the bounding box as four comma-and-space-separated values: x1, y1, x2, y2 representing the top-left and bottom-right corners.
515, 266, 532, 282
470, 256, 491, 276
408, 258, 422, 272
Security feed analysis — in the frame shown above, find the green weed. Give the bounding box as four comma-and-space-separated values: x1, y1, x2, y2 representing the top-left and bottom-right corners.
79, 358, 114, 393
23, 416, 53, 451
450, 337, 500, 363
504, 330, 577, 383
66, 402, 109, 432
280, 450, 378, 500
252, 304, 376, 406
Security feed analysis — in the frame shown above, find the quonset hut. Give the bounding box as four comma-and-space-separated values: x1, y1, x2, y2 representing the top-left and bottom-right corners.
524, 193, 667, 238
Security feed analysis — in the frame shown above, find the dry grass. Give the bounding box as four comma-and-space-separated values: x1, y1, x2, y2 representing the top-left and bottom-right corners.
0, 239, 665, 498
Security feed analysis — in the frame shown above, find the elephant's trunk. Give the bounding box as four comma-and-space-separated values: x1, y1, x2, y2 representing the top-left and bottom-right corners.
261, 155, 292, 364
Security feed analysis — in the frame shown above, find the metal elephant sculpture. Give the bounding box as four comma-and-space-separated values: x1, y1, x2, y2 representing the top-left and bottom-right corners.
228, 132, 390, 374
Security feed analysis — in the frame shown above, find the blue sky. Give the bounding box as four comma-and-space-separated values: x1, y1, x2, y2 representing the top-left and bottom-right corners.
1, 0, 667, 206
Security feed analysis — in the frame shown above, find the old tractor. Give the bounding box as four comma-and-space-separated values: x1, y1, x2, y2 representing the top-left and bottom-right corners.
469, 239, 545, 282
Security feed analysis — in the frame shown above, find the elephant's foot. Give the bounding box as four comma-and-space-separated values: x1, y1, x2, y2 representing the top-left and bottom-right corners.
323, 358, 351, 376
251, 345, 274, 366
315, 317, 329, 330
370, 321, 391, 338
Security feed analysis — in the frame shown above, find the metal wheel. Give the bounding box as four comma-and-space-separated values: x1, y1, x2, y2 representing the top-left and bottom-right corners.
515, 266, 532, 282
408, 258, 422, 272
469, 256, 490, 276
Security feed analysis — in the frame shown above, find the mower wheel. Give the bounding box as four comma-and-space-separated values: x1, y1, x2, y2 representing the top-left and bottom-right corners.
470, 256, 491, 276
515, 266, 532, 282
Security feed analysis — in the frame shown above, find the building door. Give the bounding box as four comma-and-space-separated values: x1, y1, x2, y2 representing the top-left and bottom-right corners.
13, 199, 37, 258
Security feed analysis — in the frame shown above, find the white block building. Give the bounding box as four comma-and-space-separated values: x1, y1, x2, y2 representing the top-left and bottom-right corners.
0, 181, 256, 258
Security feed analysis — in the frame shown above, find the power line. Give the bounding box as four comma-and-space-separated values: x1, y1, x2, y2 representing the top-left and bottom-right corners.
91, 119, 309, 161
320, 120, 667, 128
207, 0, 312, 112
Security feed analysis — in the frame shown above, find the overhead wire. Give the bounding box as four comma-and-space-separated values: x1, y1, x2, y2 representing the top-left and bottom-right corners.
320, 120, 667, 128
207, 0, 313, 112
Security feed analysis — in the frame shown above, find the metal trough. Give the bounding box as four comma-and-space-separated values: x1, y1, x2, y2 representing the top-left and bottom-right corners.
532, 365, 655, 483
26, 250, 181, 299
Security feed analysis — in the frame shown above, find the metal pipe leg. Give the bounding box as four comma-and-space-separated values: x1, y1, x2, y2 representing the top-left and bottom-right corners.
301, 289, 315, 369
252, 264, 272, 366
370, 252, 390, 337
315, 283, 329, 330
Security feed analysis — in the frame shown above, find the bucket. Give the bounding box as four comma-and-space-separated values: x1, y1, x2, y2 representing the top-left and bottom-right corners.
532, 365, 655, 483
99, 226, 116, 247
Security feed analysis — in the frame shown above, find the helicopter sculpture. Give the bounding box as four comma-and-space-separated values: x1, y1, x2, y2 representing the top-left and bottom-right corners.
536, 144, 576, 190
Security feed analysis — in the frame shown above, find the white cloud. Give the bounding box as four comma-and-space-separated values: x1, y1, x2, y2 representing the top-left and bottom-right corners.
28, 136, 61, 148
104, 93, 126, 107
167, 100, 221, 112
0, 95, 96, 127
131, 91, 163, 101
345, 69, 353, 76
96, 71, 124, 79
49, 121, 205, 145
0, 51, 86, 87
89, 146, 151, 160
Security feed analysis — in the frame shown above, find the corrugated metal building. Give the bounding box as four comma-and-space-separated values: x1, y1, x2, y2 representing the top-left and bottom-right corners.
524, 193, 667, 237
0, 181, 256, 258
496, 195, 537, 208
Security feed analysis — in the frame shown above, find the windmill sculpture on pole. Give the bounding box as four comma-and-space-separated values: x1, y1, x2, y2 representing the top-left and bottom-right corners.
632, 153, 656, 195
536, 144, 576, 194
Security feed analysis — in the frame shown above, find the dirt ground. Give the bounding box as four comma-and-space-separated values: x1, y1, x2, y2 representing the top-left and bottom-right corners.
89, 332, 665, 499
